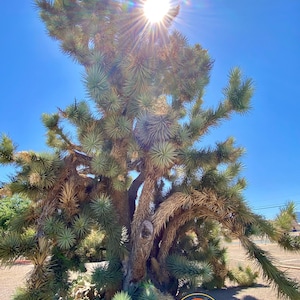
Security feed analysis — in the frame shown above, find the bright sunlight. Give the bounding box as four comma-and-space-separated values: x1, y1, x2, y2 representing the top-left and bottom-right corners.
143, 0, 170, 23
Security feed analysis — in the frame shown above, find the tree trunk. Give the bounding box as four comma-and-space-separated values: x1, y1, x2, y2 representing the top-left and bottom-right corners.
124, 170, 157, 288
110, 188, 130, 229
123, 219, 155, 290
110, 141, 130, 229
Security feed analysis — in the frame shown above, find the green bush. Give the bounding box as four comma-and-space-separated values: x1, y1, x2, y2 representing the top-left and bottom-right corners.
0, 195, 30, 230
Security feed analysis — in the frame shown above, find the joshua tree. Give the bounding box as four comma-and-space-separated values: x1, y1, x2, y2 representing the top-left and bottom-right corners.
0, 1, 299, 299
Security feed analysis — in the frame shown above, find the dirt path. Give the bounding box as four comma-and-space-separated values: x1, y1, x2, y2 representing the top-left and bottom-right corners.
1, 241, 300, 299
0, 262, 32, 299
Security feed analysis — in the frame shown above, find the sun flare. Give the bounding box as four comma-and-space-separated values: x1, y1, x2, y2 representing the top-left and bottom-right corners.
143, 0, 170, 23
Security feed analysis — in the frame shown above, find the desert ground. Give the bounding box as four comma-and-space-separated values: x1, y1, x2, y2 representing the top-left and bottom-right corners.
1, 239, 300, 299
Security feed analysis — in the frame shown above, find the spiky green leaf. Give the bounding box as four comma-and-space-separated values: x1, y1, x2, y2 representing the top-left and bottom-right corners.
112, 291, 132, 300
0, 231, 35, 263
42, 113, 60, 130
149, 142, 177, 169
224, 68, 253, 113
90, 195, 114, 222
57, 227, 76, 250
81, 130, 103, 155
72, 214, 92, 238
44, 216, 65, 236
91, 153, 109, 175
166, 254, 212, 283
65, 100, 92, 125
84, 65, 109, 102
104, 115, 131, 139
100, 88, 122, 113
135, 113, 178, 150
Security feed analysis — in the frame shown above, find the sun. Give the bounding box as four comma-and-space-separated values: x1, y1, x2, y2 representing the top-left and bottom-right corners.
143, 0, 170, 23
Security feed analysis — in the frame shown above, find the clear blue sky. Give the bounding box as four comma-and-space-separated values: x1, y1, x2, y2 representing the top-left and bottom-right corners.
0, 1, 299, 219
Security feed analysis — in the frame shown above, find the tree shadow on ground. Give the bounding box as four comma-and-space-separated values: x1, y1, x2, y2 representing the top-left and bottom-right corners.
194, 283, 269, 300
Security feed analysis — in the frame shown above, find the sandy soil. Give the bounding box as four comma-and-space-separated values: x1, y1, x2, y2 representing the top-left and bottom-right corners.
0, 262, 32, 299
198, 240, 300, 300
1, 240, 300, 299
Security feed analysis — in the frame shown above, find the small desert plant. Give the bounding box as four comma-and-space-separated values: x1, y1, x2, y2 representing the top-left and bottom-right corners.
126, 281, 175, 300
13, 286, 55, 300
112, 291, 132, 300
228, 264, 258, 287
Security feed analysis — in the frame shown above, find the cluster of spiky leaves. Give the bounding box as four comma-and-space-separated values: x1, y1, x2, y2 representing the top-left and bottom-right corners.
166, 254, 212, 287
166, 220, 227, 291
0, 230, 36, 264
113, 291, 132, 300
0, 0, 299, 299
112, 281, 175, 300
0, 191, 124, 299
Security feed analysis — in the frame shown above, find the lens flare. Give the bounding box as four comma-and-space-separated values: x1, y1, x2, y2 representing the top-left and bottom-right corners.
143, 0, 170, 23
